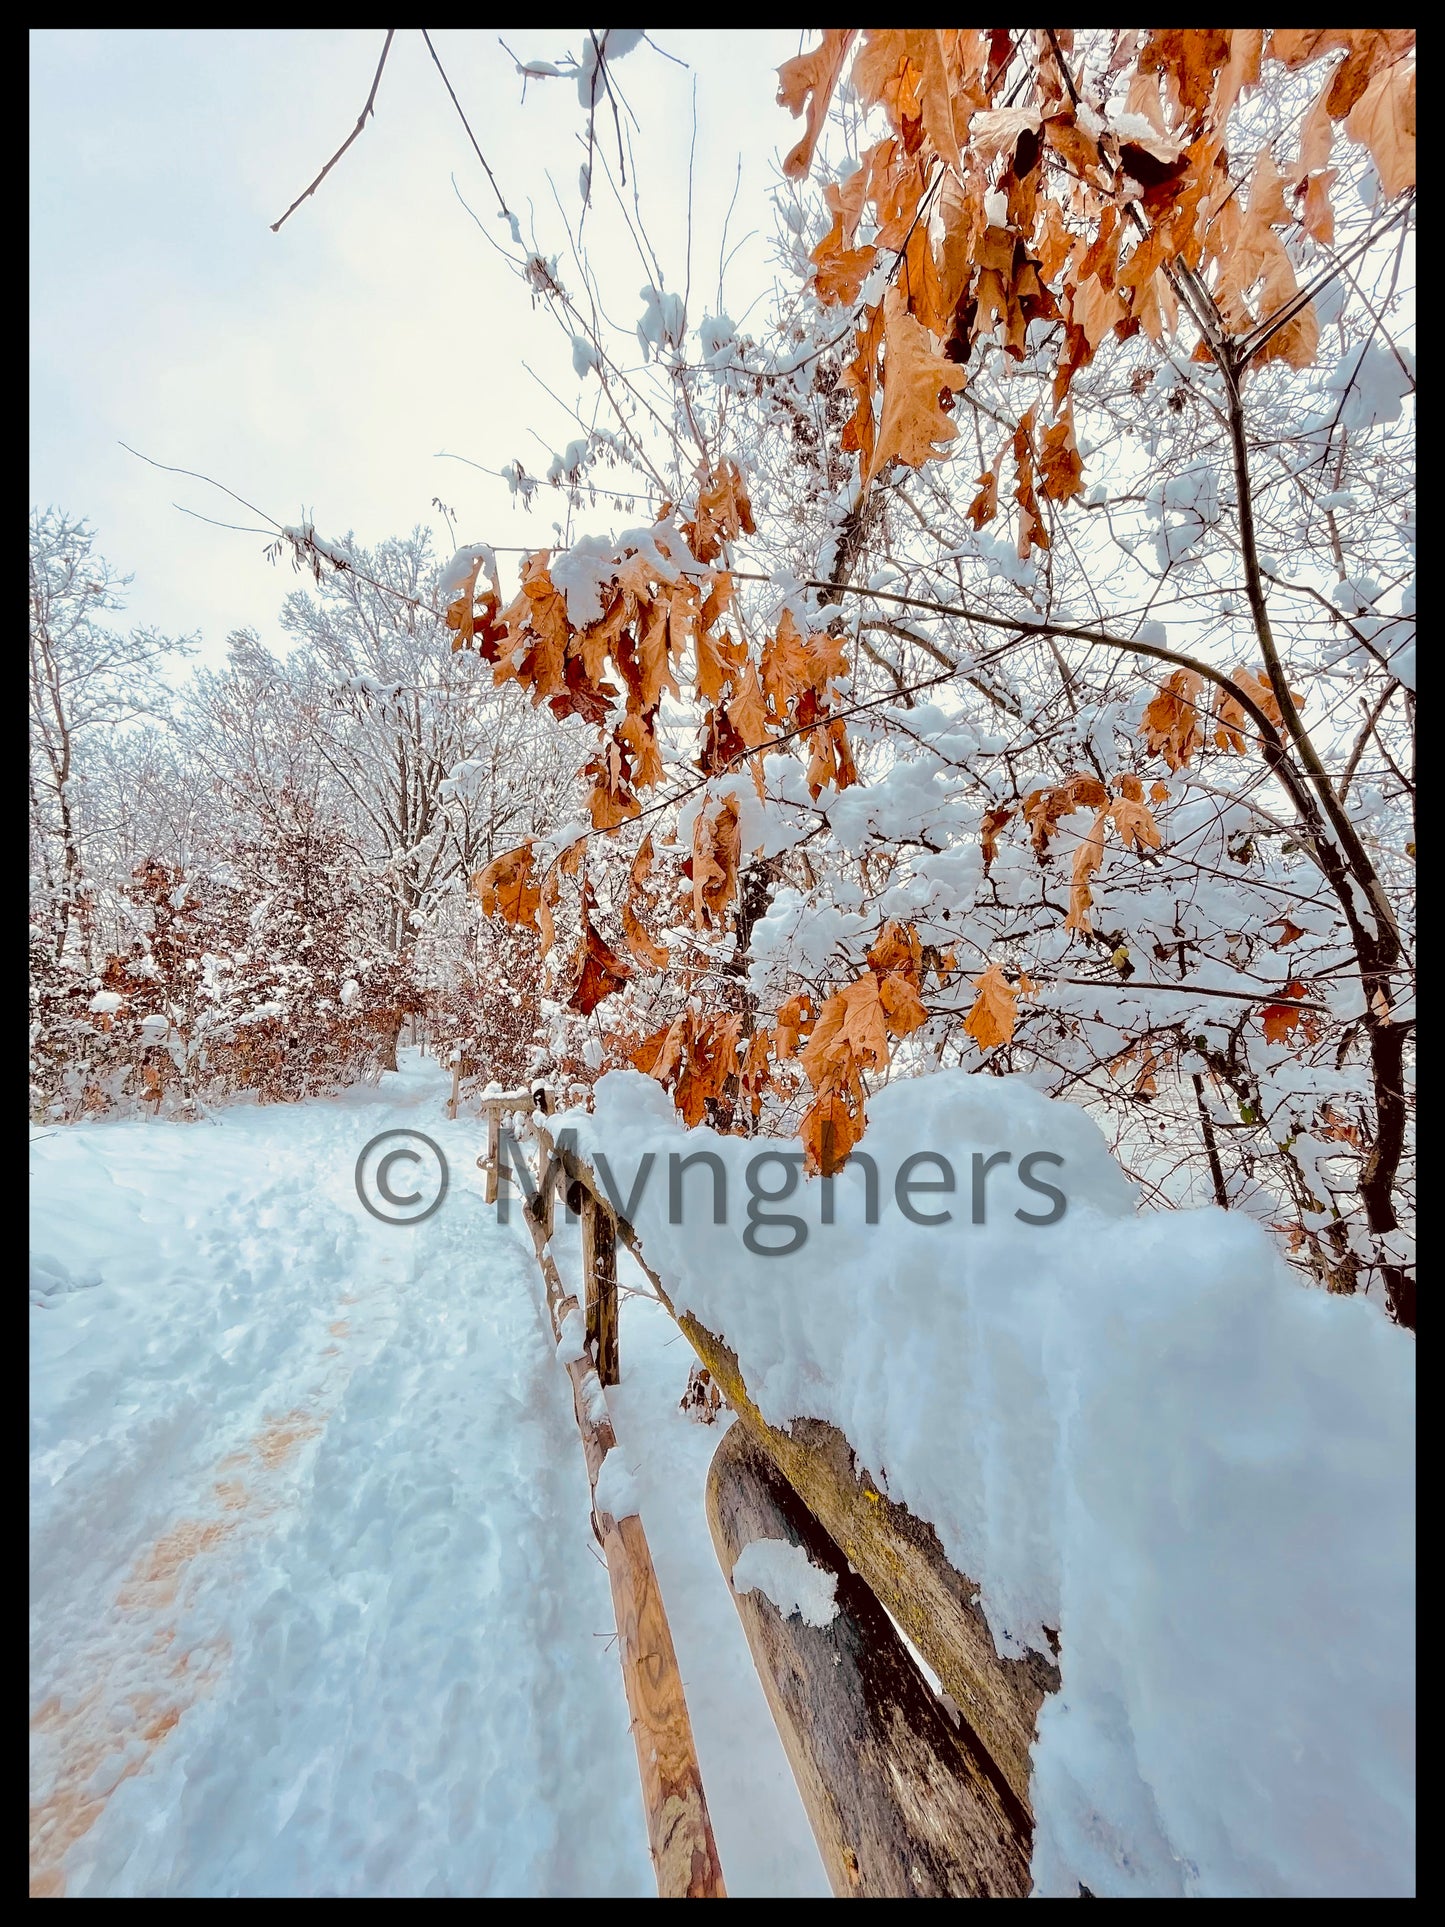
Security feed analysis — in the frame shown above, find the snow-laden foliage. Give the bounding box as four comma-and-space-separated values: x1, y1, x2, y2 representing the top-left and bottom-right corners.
435, 28, 1414, 1326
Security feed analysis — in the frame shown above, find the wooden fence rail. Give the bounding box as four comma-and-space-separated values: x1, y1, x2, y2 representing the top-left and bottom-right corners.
481, 1105, 1043, 1899
707, 1422, 1031, 1896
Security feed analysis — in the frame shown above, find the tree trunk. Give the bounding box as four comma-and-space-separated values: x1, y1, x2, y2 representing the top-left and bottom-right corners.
379, 1017, 401, 1073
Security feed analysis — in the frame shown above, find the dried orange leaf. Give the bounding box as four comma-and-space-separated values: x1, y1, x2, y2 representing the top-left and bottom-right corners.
866, 288, 968, 486
471, 843, 540, 929
777, 30, 857, 180
963, 963, 1018, 1052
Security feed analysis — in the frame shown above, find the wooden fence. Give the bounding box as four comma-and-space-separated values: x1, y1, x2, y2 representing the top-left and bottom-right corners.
479, 1092, 722, 1897
479, 1096, 1042, 1899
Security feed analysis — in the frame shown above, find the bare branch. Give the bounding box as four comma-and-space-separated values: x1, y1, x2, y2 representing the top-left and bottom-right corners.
271, 29, 395, 234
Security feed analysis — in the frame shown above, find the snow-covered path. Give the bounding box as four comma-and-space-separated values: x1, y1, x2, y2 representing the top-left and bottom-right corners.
30, 1058, 827, 1898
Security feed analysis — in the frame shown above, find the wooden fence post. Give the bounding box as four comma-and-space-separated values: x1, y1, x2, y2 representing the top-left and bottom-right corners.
534, 1153, 555, 1239
581, 1193, 620, 1387
484, 1106, 500, 1205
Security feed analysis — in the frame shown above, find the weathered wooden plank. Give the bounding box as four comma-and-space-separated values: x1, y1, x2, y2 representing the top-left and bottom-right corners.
602, 1511, 727, 1898
681, 1314, 1056, 1819
708, 1421, 1031, 1897
564, 1354, 615, 1486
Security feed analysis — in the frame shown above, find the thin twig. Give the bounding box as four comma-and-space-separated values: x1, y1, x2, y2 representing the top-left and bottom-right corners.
421, 28, 516, 226
590, 31, 628, 188
641, 33, 689, 70
1340, 686, 1396, 805
119, 443, 282, 531
271, 29, 395, 233
1043, 979, 1332, 1013
172, 503, 276, 537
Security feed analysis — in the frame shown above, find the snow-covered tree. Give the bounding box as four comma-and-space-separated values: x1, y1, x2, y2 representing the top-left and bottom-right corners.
29, 510, 193, 970
395, 29, 1415, 1323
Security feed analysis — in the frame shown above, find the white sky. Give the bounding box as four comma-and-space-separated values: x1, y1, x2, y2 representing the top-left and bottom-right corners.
30, 28, 801, 663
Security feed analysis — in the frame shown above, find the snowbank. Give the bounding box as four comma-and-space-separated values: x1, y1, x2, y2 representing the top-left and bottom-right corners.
558, 1069, 1414, 1898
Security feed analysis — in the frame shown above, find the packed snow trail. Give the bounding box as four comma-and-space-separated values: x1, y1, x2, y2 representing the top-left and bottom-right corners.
30, 1057, 827, 1898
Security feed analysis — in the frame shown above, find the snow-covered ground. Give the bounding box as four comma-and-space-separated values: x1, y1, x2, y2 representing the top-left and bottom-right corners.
31, 1050, 1415, 1898
30, 1054, 828, 1899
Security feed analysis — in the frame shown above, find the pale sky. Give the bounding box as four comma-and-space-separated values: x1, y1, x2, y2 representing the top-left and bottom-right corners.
30, 28, 801, 662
